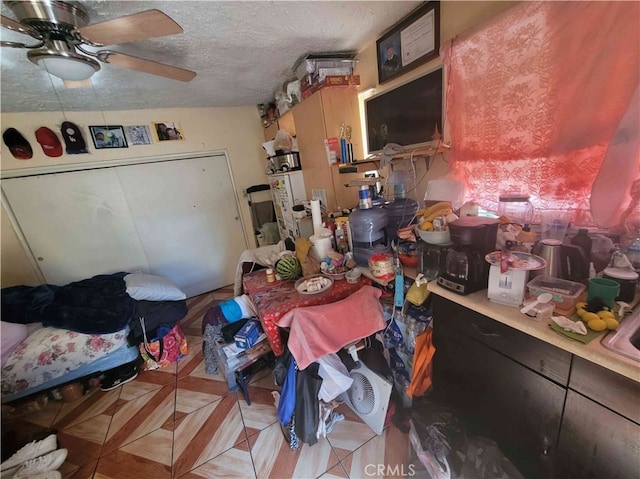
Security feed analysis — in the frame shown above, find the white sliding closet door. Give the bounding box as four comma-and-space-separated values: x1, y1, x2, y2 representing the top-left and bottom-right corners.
116, 155, 246, 297
2, 169, 148, 286
2, 153, 247, 297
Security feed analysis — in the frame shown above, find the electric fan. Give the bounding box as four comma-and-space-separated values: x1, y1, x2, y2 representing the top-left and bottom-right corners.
341, 361, 393, 435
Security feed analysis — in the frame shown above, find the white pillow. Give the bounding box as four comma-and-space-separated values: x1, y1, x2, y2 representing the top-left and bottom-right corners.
124, 273, 186, 301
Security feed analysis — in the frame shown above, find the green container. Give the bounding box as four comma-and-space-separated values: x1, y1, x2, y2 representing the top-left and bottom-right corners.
587, 277, 620, 309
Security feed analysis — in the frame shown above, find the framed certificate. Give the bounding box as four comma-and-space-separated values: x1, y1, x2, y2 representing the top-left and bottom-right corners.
376, 2, 440, 84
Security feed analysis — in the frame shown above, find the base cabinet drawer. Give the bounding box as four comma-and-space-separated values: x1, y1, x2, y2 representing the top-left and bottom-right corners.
569, 356, 640, 424
554, 390, 640, 479
433, 296, 571, 385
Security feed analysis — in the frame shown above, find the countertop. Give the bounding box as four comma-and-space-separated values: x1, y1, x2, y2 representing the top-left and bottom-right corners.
427, 282, 640, 383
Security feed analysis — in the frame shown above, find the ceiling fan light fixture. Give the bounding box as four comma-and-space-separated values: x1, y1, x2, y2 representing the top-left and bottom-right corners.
28, 49, 100, 81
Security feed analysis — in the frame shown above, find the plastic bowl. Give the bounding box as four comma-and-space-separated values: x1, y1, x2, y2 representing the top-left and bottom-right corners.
416, 227, 452, 245
322, 266, 351, 281
399, 253, 419, 268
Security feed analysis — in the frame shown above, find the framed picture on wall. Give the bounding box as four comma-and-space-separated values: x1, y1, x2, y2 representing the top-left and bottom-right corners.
125, 125, 153, 145
89, 125, 128, 149
152, 122, 184, 141
377, 1, 441, 84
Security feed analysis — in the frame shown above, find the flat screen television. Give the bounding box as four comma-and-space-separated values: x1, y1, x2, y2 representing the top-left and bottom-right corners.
364, 66, 443, 155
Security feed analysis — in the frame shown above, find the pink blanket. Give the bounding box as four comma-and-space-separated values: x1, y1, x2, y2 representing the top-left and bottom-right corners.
278, 285, 386, 369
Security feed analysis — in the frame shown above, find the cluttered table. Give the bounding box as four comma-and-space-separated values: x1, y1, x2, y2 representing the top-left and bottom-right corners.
242, 269, 372, 356
427, 282, 640, 383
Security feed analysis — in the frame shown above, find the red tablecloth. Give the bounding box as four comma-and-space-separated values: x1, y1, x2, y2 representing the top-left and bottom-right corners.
242, 270, 372, 356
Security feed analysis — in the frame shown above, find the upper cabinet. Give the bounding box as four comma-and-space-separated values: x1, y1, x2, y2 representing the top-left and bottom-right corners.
292, 87, 363, 212
263, 110, 296, 141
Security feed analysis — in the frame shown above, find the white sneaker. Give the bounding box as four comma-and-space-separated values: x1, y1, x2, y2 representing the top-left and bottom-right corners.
12, 449, 67, 478
0, 434, 57, 471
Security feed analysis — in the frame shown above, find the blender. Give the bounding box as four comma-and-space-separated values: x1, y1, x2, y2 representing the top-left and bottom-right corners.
531, 210, 588, 281
437, 216, 500, 294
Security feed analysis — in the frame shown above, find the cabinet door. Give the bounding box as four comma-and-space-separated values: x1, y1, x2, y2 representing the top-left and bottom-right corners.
277, 110, 296, 137
554, 390, 640, 479
322, 88, 363, 211
292, 92, 338, 211
433, 314, 564, 478
263, 121, 278, 141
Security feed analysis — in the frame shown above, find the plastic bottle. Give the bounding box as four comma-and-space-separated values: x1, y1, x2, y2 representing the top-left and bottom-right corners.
571, 228, 592, 262
394, 255, 404, 308
266, 268, 275, 283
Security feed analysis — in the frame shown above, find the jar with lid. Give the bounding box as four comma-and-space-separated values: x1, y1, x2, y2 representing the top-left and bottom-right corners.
498, 193, 534, 226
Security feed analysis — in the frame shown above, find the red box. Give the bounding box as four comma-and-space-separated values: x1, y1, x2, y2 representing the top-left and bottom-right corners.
320, 75, 361, 88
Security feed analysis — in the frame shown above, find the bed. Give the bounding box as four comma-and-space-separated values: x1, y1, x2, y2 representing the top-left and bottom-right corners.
1, 323, 138, 403
1, 272, 186, 403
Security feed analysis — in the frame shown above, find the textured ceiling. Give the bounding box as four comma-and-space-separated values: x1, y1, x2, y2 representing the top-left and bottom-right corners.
0, 0, 421, 112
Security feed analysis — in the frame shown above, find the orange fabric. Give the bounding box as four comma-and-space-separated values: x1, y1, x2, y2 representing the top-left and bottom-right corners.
406, 328, 436, 398
442, 1, 640, 226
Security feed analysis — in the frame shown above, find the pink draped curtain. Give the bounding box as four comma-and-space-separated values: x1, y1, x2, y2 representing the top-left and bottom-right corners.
442, 1, 639, 226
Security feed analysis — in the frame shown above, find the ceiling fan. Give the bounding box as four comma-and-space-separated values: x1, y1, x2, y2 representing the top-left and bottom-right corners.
0, 0, 197, 82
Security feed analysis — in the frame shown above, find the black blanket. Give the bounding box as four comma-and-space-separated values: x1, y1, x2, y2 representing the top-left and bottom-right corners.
1, 273, 135, 334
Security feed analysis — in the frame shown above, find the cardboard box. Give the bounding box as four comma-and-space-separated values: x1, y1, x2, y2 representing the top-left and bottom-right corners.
234, 319, 262, 349
320, 75, 361, 87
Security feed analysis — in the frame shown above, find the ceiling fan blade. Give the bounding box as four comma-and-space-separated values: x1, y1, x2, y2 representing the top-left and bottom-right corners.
100, 51, 196, 82
75, 10, 183, 46
1, 14, 42, 38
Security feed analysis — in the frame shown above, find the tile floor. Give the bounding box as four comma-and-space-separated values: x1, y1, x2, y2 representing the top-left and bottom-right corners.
2, 286, 411, 478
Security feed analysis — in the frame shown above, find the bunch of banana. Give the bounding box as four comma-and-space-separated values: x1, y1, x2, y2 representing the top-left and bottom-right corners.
417, 201, 458, 231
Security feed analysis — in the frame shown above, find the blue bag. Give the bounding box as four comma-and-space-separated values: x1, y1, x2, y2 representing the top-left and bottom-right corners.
278, 357, 297, 425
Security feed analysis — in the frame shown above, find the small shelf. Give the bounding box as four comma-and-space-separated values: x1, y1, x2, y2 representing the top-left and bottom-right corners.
337, 145, 449, 173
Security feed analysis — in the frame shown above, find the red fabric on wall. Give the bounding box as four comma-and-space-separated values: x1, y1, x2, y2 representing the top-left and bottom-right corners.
442, 1, 640, 225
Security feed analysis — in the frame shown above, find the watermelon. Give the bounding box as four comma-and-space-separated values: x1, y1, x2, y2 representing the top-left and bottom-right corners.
275, 256, 302, 280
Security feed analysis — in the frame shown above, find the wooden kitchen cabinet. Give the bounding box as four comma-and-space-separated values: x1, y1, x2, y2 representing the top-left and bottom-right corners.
554, 390, 640, 479
292, 87, 363, 212
263, 110, 296, 141
430, 294, 640, 479
553, 357, 640, 478
432, 295, 565, 478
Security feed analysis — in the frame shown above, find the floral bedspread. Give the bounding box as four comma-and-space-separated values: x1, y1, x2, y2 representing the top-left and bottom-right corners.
1, 323, 128, 396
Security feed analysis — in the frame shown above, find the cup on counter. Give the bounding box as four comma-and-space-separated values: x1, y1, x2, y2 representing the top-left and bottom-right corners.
587, 277, 620, 309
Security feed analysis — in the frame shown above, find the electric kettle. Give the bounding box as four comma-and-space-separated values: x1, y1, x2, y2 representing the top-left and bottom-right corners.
530, 241, 588, 281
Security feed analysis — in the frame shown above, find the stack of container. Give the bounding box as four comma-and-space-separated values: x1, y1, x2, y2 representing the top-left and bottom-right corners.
294, 54, 359, 99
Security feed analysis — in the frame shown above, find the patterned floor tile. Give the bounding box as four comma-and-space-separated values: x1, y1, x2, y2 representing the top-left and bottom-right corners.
326, 405, 377, 460
53, 389, 120, 430
248, 422, 340, 479
175, 375, 229, 414
103, 384, 177, 454
181, 440, 256, 479
238, 387, 279, 432
94, 447, 172, 479
119, 427, 174, 466
338, 424, 410, 479
172, 394, 246, 477
319, 463, 350, 478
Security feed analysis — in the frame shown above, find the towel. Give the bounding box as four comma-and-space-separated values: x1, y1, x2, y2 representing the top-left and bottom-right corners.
278, 286, 386, 369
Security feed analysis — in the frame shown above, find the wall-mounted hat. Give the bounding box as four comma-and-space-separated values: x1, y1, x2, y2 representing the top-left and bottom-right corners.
35, 127, 63, 157
2, 128, 33, 160
60, 121, 87, 154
